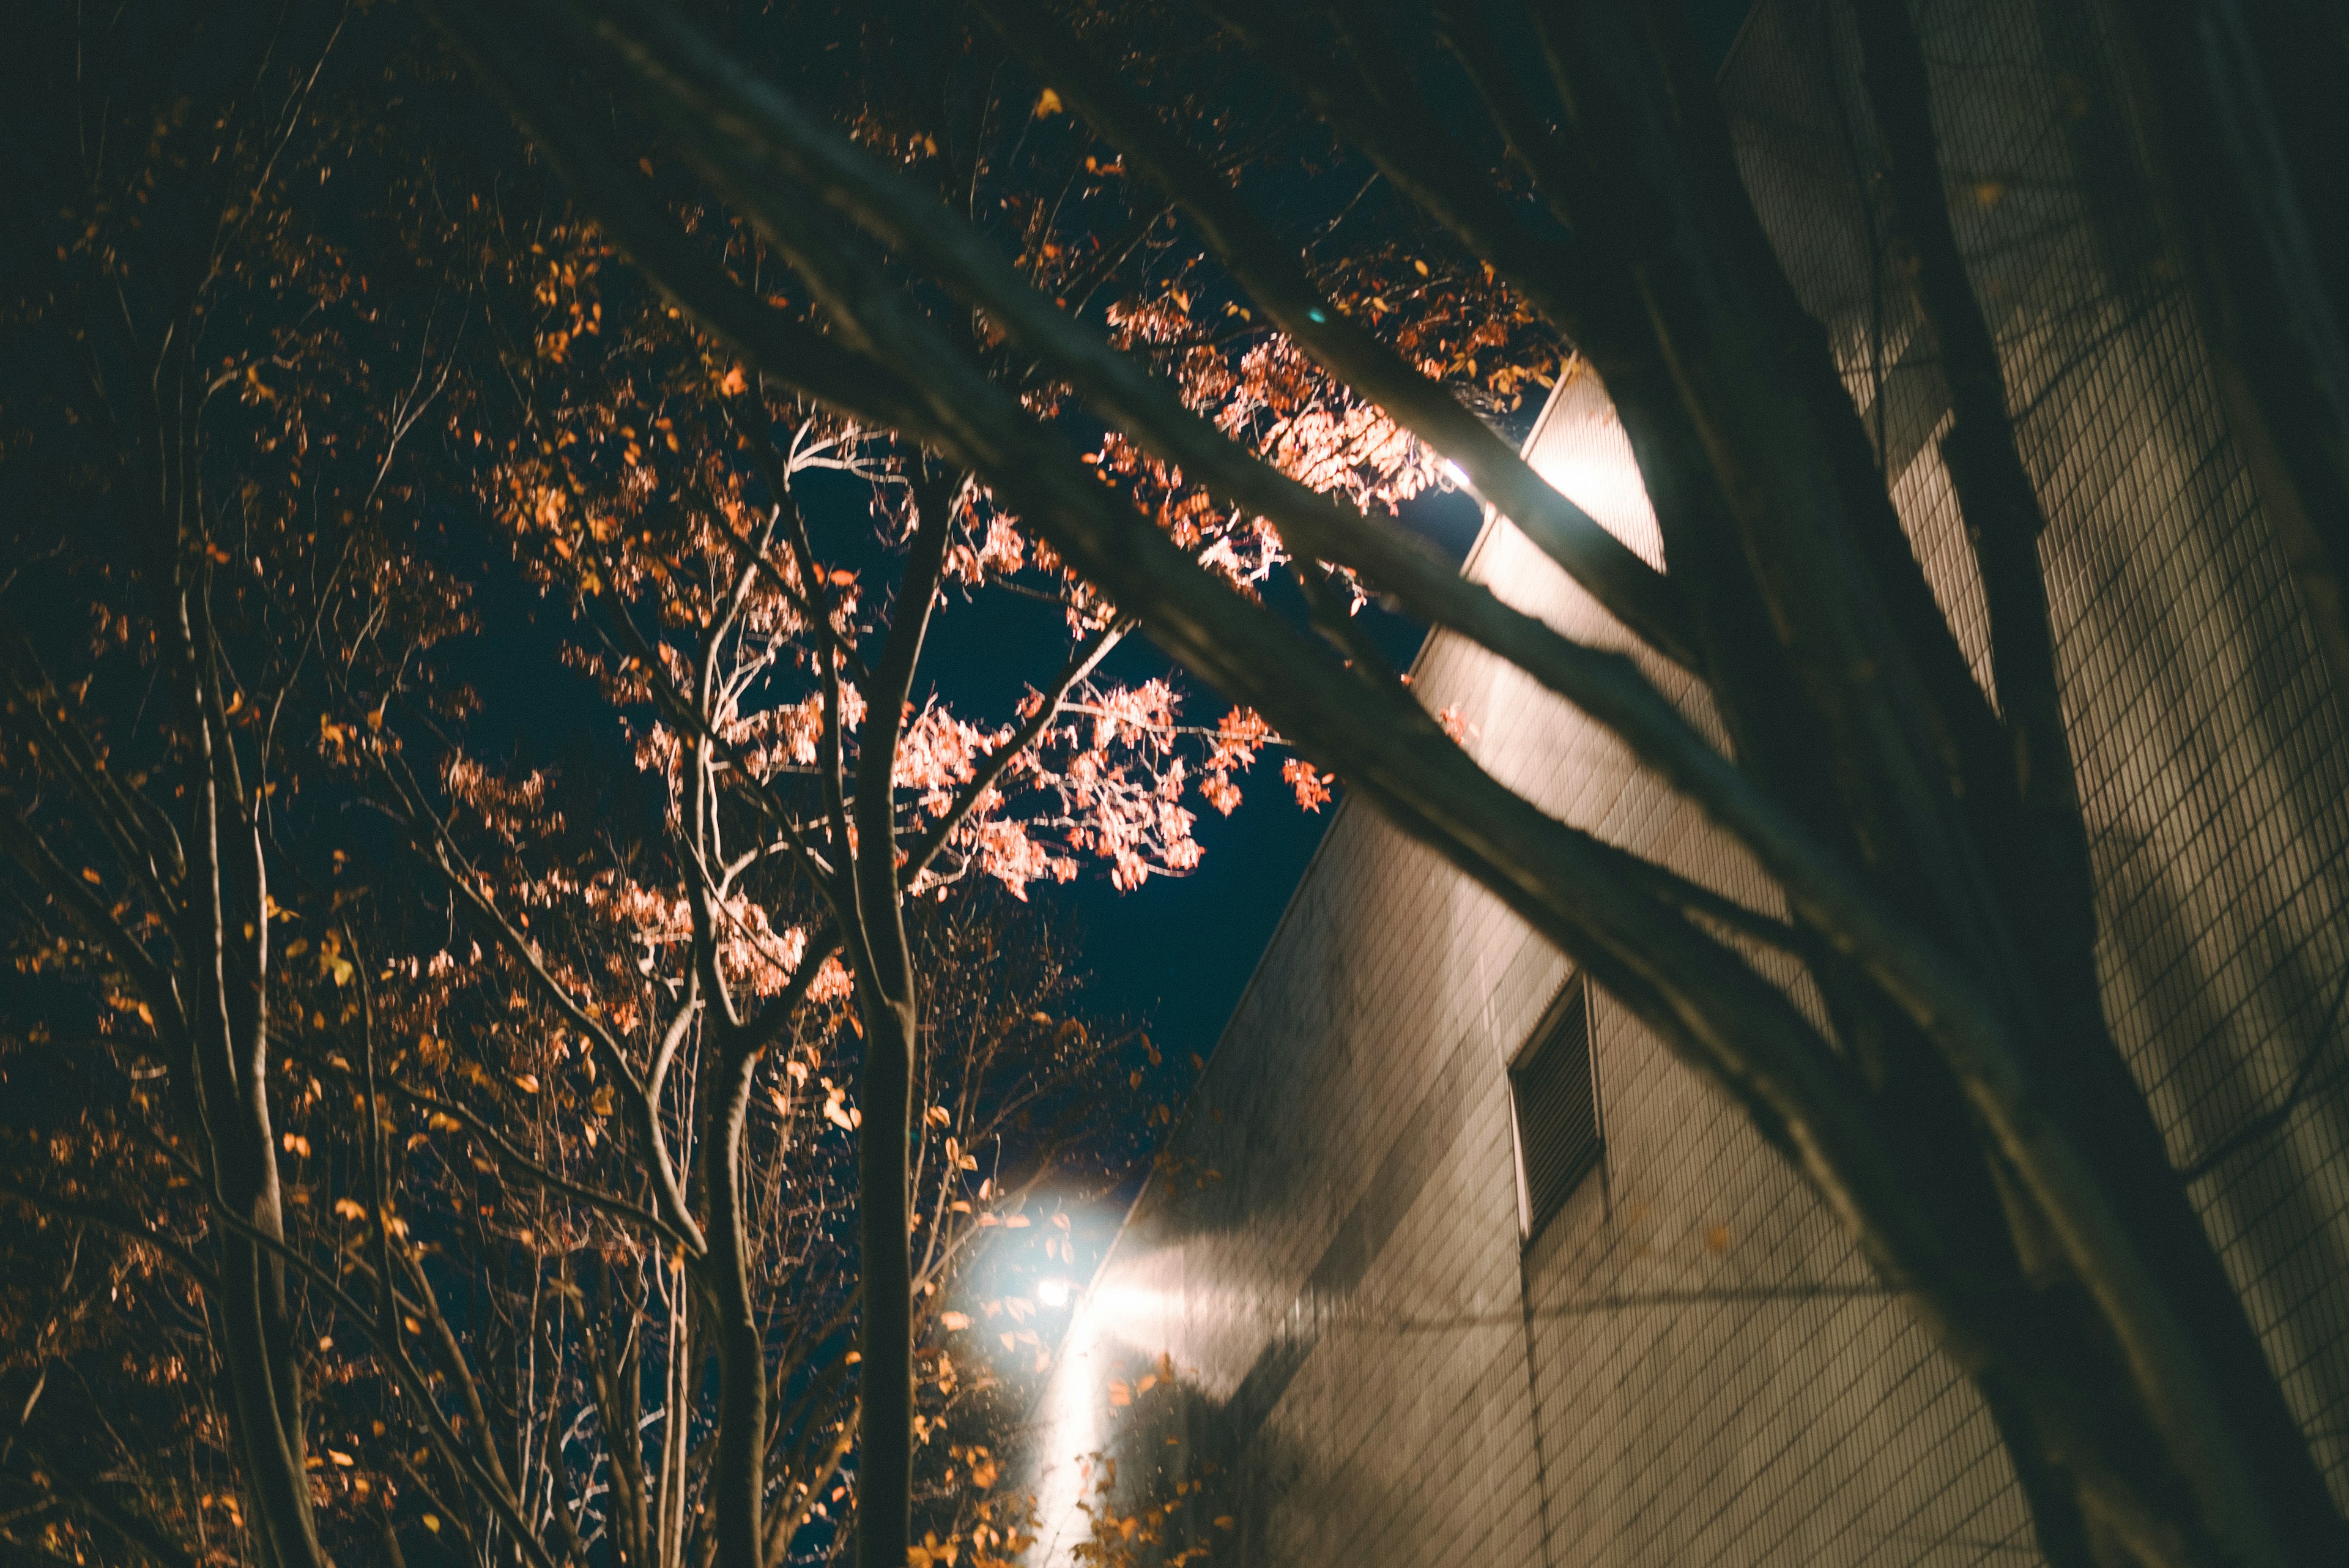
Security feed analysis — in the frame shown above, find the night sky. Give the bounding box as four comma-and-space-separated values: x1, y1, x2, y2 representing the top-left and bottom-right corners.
1018, 0, 1760, 1076
458, 0, 1760, 1106
1031, 484, 1488, 1071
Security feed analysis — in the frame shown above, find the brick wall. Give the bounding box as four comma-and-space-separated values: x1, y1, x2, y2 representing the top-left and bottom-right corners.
1011, 3, 2349, 1564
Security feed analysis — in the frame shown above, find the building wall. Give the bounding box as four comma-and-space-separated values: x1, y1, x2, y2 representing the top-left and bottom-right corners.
1012, 2, 2349, 1564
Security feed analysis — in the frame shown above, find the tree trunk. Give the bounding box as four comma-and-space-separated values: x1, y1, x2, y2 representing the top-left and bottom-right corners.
700, 1036, 771, 1568
854, 991, 916, 1568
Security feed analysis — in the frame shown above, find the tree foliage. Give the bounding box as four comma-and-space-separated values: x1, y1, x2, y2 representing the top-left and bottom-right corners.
7, 4, 2349, 1568
414, 4, 2349, 1568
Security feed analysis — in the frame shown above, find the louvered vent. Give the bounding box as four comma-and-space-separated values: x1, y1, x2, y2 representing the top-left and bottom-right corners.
1510, 978, 1601, 1241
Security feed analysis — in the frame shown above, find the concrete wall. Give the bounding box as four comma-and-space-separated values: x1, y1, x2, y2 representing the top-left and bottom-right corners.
1012, 2, 2349, 1564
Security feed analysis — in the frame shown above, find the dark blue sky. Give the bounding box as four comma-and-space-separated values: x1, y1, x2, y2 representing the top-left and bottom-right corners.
1031, 485, 1486, 1068
458, 0, 1759, 1091
1025, 0, 1760, 1069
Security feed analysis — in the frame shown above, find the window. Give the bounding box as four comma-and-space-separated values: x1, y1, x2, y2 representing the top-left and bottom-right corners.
1508, 975, 1603, 1241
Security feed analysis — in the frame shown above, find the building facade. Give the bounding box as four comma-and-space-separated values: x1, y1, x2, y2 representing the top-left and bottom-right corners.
1013, 2, 2349, 1564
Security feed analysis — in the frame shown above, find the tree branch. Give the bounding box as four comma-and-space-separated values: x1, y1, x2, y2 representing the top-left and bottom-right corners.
903, 619, 1129, 883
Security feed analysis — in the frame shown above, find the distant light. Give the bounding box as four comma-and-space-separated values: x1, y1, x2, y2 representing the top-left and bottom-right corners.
1036, 1279, 1072, 1308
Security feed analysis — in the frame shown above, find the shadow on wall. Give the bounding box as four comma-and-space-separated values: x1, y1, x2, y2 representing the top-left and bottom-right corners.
2112, 848, 2349, 1491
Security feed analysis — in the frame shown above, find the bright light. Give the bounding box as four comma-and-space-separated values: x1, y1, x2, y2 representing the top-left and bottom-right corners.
1036, 1278, 1072, 1308
1442, 459, 1471, 488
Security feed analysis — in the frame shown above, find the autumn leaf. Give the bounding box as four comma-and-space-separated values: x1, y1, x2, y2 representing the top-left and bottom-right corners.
719, 364, 748, 396
940, 1311, 971, 1331
333, 1197, 367, 1221
1282, 758, 1335, 812
281, 1133, 312, 1157
1034, 87, 1064, 118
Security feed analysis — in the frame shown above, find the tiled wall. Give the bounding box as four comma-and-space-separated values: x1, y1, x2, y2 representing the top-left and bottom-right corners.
1012, 2, 2349, 1564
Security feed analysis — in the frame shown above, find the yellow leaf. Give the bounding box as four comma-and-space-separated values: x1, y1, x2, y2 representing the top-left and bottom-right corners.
328, 1449, 355, 1467
940, 1311, 971, 1331
1214, 1517, 1236, 1531
333, 1198, 367, 1221
281, 1133, 312, 1157
1108, 1380, 1131, 1406
1034, 87, 1063, 117
513, 1073, 541, 1094
719, 365, 748, 397
1002, 1214, 1030, 1228
427, 1112, 462, 1132
422, 1514, 442, 1534
81, 866, 102, 884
